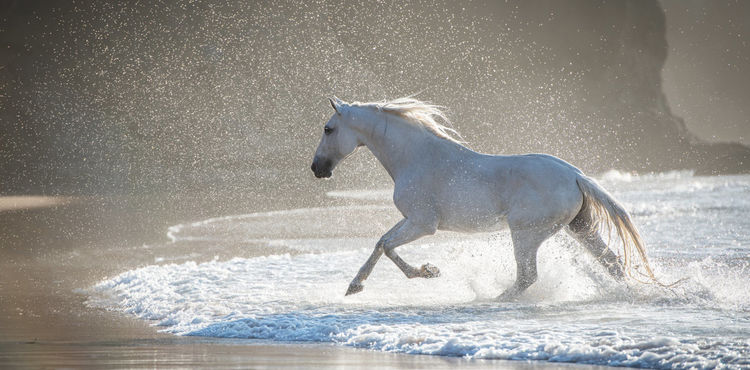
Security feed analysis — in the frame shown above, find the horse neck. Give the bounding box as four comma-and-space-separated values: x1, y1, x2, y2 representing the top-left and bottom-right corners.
352, 109, 460, 181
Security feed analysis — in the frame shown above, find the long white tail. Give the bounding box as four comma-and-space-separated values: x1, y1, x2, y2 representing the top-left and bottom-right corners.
576, 175, 657, 282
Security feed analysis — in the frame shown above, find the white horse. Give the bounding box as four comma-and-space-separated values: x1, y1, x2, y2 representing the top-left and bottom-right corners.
311, 97, 655, 299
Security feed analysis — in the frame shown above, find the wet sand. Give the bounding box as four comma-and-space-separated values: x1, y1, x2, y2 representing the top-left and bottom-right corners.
0, 195, 608, 369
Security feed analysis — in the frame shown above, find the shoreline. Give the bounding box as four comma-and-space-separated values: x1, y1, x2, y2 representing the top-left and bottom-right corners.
0, 195, 611, 369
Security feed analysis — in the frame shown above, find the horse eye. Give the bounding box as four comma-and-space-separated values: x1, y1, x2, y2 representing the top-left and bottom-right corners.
324, 126, 333, 135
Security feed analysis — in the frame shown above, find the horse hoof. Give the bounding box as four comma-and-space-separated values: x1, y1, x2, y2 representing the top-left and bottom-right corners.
496, 288, 520, 302
420, 263, 440, 278
345, 283, 364, 296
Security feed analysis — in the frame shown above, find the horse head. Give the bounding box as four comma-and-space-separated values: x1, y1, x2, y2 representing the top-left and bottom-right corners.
311, 97, 361, 178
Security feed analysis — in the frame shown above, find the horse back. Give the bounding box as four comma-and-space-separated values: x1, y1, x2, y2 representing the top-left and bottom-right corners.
488, 154, 584, 227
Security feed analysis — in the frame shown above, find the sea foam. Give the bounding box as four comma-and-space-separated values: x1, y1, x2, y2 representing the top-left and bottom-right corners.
89, 174, 750, 369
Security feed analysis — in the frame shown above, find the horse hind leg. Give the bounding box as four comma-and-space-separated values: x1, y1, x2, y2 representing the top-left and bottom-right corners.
497, 228, 551, 301
566, 212, 625, 280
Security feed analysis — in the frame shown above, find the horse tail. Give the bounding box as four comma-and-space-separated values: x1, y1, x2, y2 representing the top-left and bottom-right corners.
575, 175, 657, 282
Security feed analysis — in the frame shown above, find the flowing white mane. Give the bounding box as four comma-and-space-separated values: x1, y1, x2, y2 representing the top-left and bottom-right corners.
348, 98, 463, 144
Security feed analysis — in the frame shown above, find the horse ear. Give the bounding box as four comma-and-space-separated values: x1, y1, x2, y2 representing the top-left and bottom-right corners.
329, 97, 341, 114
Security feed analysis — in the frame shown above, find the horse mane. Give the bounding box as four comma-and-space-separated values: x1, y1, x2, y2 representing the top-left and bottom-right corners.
348, 97, 464, 144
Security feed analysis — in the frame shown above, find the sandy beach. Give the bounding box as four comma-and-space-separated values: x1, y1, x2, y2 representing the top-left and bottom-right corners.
0, 195, 606, 369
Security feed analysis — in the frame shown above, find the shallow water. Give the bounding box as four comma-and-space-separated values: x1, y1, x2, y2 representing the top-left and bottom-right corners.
89, 171, 750, 369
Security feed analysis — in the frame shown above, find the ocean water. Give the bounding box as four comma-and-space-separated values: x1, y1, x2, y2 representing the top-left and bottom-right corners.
89, 171, 750, 369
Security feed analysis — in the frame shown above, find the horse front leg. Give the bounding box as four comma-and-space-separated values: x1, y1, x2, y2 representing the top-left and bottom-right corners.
382, 219, 440, 280
346, 218, 437, 296
345, 219, 405, 296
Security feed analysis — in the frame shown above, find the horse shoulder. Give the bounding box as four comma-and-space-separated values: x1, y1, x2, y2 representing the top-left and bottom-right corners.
392, 172, 440, 222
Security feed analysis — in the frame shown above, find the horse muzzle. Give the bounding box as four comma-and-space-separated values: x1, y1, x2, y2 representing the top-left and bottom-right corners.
311, 157, 333, 178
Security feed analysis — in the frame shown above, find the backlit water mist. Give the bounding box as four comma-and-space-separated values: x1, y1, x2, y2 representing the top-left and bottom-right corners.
3, 1, 749, 195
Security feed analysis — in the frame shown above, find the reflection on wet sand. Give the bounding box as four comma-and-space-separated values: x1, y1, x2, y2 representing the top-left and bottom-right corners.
0, 196, 73, 212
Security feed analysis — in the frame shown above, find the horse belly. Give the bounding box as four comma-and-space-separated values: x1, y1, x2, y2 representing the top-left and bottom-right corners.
437, 195, 507, 233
